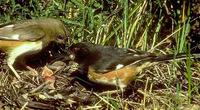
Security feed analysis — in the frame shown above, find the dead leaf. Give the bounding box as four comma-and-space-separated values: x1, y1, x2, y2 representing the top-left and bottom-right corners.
42, 66, 55, 89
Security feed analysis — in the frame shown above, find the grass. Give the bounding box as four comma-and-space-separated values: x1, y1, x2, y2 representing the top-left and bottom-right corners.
0, 0, 200, 109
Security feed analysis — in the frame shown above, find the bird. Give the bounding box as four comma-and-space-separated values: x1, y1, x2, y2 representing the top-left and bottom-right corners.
67, 42, 200, 90
0, 18, 70, 80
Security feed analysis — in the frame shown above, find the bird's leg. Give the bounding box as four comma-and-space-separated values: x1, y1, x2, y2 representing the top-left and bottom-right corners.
8, 64, 21, 80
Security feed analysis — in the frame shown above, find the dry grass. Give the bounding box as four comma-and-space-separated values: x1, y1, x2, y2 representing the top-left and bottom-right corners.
0, 55, 200, 109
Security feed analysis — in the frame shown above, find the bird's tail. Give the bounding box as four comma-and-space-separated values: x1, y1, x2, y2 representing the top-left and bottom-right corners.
150, 53, 200, 62
130, 53, 200, 72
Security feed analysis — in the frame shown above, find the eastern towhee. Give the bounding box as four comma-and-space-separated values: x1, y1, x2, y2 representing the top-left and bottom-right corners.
0, 18, 70, 80
68, 42, 200, 89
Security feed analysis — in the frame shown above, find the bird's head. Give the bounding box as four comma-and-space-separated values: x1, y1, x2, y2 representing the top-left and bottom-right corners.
67, 42, 95, 63
41, 18, 70, 45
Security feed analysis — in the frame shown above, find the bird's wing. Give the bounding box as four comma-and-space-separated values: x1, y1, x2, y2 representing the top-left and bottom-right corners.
93, 47, 156, 73
0, 22, 45, 42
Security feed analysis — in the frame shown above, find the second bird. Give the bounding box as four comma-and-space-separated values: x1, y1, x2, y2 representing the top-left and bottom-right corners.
0, 18, 70, 80
68, 42, 200, 90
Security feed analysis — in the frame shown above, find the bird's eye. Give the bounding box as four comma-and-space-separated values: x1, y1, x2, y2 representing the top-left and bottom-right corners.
57, 35, 64, 39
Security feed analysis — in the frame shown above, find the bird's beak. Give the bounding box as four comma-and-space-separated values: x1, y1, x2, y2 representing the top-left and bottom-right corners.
64, 50, 75, 61
68, 54, 75, 60
58, 46, 75, 61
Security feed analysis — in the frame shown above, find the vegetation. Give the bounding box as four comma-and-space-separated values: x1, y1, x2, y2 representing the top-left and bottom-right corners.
0, 0, 200, 109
